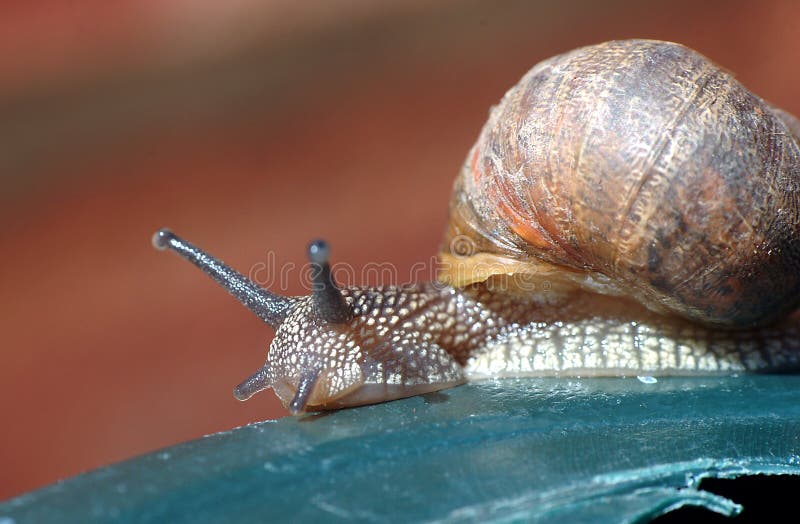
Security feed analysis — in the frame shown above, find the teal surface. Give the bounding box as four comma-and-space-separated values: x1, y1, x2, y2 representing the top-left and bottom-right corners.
3, 376, 800, 523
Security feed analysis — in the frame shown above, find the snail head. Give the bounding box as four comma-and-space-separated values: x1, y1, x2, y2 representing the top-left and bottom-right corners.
152, 229, 359, 414
152, 229, 464, 414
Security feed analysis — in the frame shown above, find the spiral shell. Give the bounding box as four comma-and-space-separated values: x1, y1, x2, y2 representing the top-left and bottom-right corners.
440, 39, 800, 328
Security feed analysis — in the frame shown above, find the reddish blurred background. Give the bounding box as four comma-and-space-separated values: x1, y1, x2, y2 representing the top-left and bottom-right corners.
1, 0, 799, 500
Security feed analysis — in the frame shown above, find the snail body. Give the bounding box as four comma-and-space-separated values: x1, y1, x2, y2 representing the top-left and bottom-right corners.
155, 40, 800, 414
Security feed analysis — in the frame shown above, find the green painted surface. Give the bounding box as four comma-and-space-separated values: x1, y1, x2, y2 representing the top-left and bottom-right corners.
3, 376, 800, 523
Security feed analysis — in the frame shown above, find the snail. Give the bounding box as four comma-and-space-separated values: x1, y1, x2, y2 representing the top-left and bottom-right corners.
153, 39, 800, 415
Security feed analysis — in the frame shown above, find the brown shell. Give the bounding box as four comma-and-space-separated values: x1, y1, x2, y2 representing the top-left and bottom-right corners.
440, 39, 800, 328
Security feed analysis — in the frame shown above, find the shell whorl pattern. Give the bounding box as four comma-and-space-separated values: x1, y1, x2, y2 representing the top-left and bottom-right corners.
441, 39, 800, 328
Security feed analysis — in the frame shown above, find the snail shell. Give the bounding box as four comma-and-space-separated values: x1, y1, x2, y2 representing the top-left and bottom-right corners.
440, 39, 800, 328
155, 40, 800, 414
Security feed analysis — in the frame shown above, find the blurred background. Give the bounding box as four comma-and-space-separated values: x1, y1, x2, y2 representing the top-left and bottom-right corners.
1, 0, 798, 500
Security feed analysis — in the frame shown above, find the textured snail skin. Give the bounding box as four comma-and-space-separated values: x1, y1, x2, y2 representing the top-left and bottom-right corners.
254, 280, 800, 412
156, 40, 800, 414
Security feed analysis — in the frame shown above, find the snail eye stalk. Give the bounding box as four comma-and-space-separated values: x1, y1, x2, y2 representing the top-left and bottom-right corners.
308, 240, 352, 324
152, 228, 293, 328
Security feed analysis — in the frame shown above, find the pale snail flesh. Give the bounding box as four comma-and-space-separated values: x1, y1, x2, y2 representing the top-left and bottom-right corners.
154, 40, 800, 415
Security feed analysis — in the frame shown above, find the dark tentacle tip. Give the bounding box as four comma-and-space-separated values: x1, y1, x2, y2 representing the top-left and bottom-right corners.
232, 385, 251, 402
152, 228, 175, 251
288, 371, 320, 415
234, 367, 272, 401
308, 239, 330, 265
